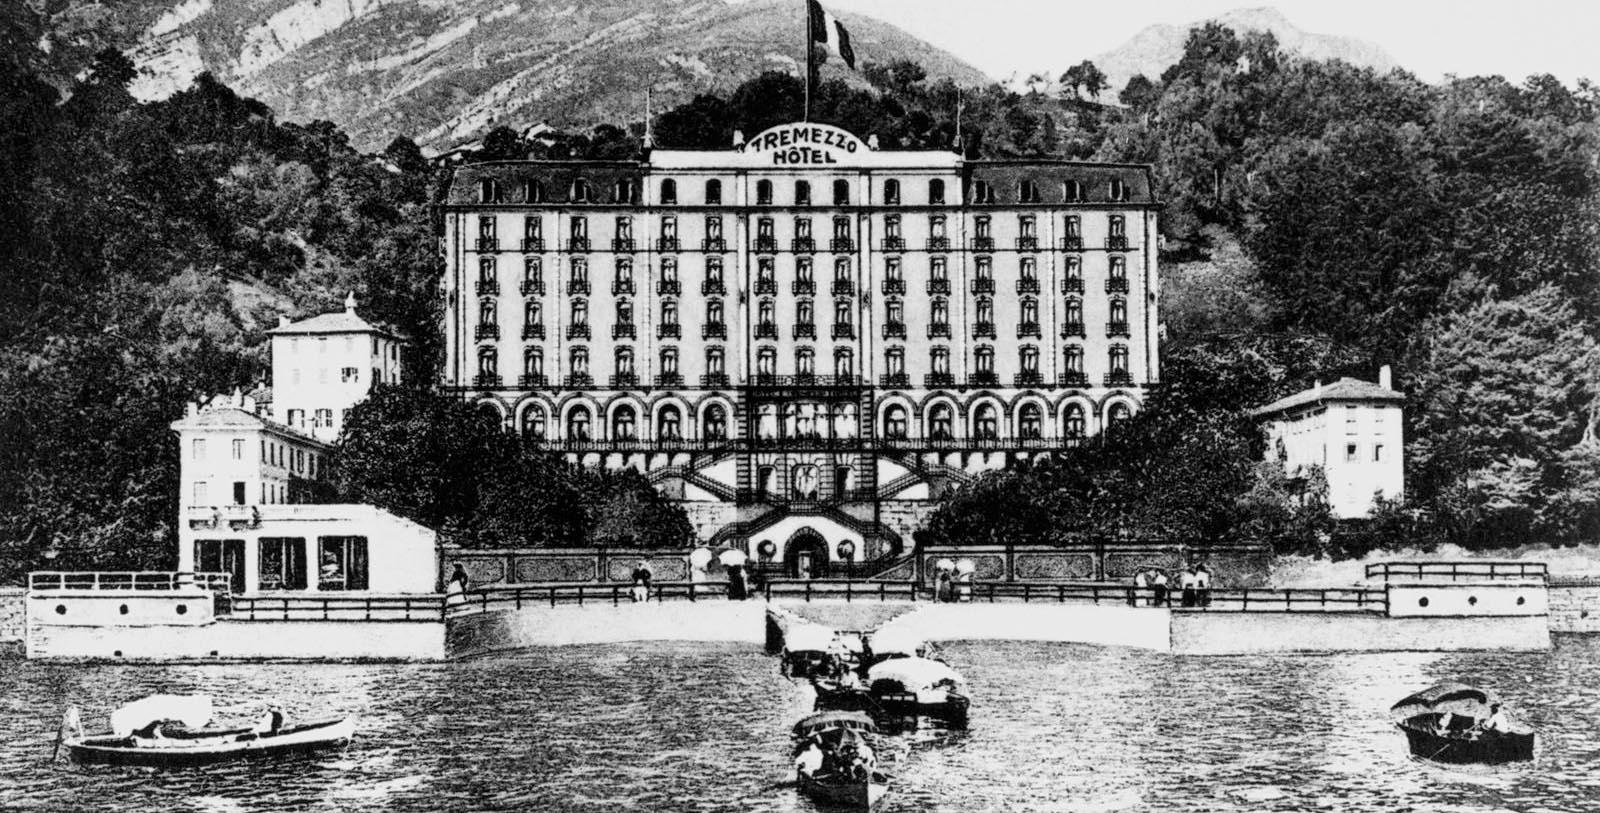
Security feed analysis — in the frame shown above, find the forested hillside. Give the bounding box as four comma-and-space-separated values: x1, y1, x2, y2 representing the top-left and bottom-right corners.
1, 23, 1597, 580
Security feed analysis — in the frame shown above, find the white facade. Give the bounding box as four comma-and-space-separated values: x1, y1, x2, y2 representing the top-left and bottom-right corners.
171, 392, 332, 511
268, 293, 405, 443
1255, 368, 1405, 519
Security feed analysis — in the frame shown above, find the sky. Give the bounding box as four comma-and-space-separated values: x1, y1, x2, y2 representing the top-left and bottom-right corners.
816, 0, 1598, 87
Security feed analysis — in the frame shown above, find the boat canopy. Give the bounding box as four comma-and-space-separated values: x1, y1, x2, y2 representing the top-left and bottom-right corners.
1389, 683, 1502, 723
110, 694, 214, 736
793, 711, 879, 740
868, 657, 963, 691
867, 629, 923, 659
785, 624, 838, 653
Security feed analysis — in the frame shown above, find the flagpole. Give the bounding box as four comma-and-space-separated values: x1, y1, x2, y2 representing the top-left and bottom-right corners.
803, 0, 812, 121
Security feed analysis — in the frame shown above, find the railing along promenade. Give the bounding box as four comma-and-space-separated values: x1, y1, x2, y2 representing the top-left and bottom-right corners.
30, 571, 233, 592
1365, 561, 1547, 582
228, 594, 445, 622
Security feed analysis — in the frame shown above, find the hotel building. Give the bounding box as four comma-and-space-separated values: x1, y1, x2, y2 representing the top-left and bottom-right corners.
438, 122, 1160, 574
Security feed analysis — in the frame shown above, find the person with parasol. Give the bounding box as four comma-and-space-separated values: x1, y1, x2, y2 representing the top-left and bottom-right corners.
719, 547, 750, 599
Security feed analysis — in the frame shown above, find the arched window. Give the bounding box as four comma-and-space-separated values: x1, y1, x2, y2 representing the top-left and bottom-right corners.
707, 298, 724, 325
571, 178, 589, 203
834, 299, 851, 325
976, 297, 994, 324
704, 404, 727, 439
929, 403, 954, 439
975, 403, 999, 439
1109, 403, 1132, 429
614, 346, 634, 375
1108, 178, 1127, 201
796, 347, 815, 375
616, 298, 633, 326
1110, 255, 1127, 282
1019, 403, 1043, 438
797, 299, 814, 327
883, 178, 900, 204
479, 178, 500, 203
658, 405, 682, 440
832, 179, 850, 205
1021, 297, 1038, 324
567, 407, 591, 441
705, 179, 723, 205
1110, 344, 1129, 375
661, 299, 678, 327
794, 180, 811, 205
756, 179, 773, 205
476, 402, 502, 428
884, 405, 908, 438
522, 405, 546, 438
660, 178, 677, 204
975, 345, 994, 374
1065, 297, 1083, 327
972, 180, 992, 204
928, 178, 946, 204
612, 405, 637, 440
1065, 404, 1086, 438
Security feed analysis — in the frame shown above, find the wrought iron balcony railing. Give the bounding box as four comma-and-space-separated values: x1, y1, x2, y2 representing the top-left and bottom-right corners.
475, 280, 500, 296
972, 321, 996, 339
754, 237, 778, 253
879, 373, 910, 388
654, 372, 683, 388
926, 278, 951, 295
655, 238, 679, 252
881, 237, 906, 252
657, 279, 681, 296
1017, 236, 1039, 251
702, 322, 727, 339
563, 373, 593, 387
566, 238, 590, 252
1061, 235, 1083, 251
882, 321, 906, 339
1061, 322, 1086, 339
1015, 371, 1044, 387
831, 279, 854, 296
831, 323, 855, 340
926, 237, 950, 251
699, 373, 730, 388
1108, 235, 1129, 251
755, 278, 777, 295
657, 323, 681, 339
881, 278, 905, 295
475, 237, 500, 252
518, 373, 547, 388
701, 279, 726, 296
1107, 321, 1131, 338
1017, 321, 1042, 338
792, 238, 816, 253
566, 324, 591, 340
520, 237, 544, 252
1107, 277, 1130, 294
521, 323, 545, 340
1105, 370, 1135, 387
830, 238, 855, 253
972, 236, 995, 251
519, 279, 545, 296
924, 372, 955, 387
702, 238, 727, 252
612, 238, 636, 252
971, 278, 995, 294
792, 279, 816, 296
567, 279, 590, 295
1062, 277, 1084, 294
611, 279, 635, 295
970, 371, 999, 387
927, 323, 951, 339
755, 323, 779, 339
793, 323, 816, 340
1058, 372, 1088, 387
473, 373, 501, 389
1017, 278, 1040, 294
610, 373, 639, 388
474, 324, 499, 341
613, 323, 637, 340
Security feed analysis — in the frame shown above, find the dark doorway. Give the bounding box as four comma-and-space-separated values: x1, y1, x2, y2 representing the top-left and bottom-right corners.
194, 539, 246, 592
785, 530, 829, 579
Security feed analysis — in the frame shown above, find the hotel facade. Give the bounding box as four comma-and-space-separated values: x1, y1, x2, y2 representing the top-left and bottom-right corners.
439, 122, 1160, 575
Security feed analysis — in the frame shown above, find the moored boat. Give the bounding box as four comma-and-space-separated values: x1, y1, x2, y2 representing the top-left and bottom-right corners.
1390, 683, 1536, 765
792, 711, 888, 811
814, 657, 970, 725
783, 624, 850, 679
59, 694, 355, 767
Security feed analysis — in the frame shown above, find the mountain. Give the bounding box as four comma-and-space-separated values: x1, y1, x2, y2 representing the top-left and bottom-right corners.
1091, 7, 1399, 95
13, 0, 990, 152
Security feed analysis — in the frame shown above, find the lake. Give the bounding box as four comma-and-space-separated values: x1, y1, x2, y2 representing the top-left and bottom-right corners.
2, 635, 1598, 812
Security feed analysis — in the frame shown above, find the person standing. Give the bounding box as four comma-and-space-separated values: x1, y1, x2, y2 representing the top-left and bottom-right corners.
727, 562, 748, 600
935, 570, 954, 603
1131, 570, 1148, 607
1179, 566, 1199, 608
1194, 564, 1212, 607
1151, 569, 1170, 607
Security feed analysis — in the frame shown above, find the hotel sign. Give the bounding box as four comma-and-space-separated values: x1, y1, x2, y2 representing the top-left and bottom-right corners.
741, 123, 867, 165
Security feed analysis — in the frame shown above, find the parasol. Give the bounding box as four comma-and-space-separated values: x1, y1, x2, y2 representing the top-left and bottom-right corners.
1388, 683, 1501, 723
110, 694, 214, 737
784, 624, 838, 653
792, 710, 879, 740
954, 559, 975, 575
867, 629, 924, 659
868, 656, 964, 691
718, 548, 749, 567
688, 546, 713, 569
934, 558, 955, 572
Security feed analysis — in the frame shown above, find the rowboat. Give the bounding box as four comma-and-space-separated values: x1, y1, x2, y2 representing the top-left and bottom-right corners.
792, 711, 888, 811
1390, 683, 1536, 765
783, 624, 848, 679
59, 695, 355, 767
814, 657, 970, 725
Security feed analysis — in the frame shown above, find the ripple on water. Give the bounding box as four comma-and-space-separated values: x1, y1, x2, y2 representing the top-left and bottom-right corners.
3, 638, 1600, 811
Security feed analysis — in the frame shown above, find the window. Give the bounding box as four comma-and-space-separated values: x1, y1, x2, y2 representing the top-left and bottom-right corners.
975, 256, 993, 282
571, 178, 590, 203
612, 406, 636, 440
1065, 344, 1084, 373
660, 178, 677, 204
884, 178, 901, 204
258, 537, 307, 591
975, 215, 991, 239
1374, 444, 1385, 462
569, 257, 588, 286
972, 180, 992, 204
1346, 443, 1360, 462
1065, 215, 1082, 238
615, 346, 634, 376
570, 216, 588, 241
795, 180, 811, 205
833, 348, 854, 378
659, 406, 682, 440
524, 347, 543, 376
317, 536, 368, 591
1065, 297, 1083, 326
757, 347, 777, 376
192, 438, 207, 460
833, 179, 850, 205
886, 257, 902, 284
885, 347, 904, 376
526, 180, 545, 203
758, 299, 775, 327
1109, 214, 1126, 237
477, 347, 497, 377
705, 179, 722, 205
975, 346, 994, 375
758, 217, 775, 242
1021, 256, 1037, 283
976, 297, 994, 324
975, 404, 998, 439
660, 346, 678, 374
885, 215, 901, 240
1346, 408, 1359, 435
479, 178, 499, 203
1021, 345, 1039, 374
931, 297, 949, 325
832, 216, 850, 240
522, 405, 546, 438
570, 346, 589, 376
1109, 345, 1129, 375
756, 179, 773, 205
662, 299, 678, 327
615, 298, 633, 327
571, 299, 588, 326
231, 438, 245, 460
1109, 178, 1127, 201
1020, 215, 1036, 237
795, 218, 813, 241
929, 403, 953, 439
1019, 403, 1042, 438
886, 297, 903, 324
315, 408, 333, 428
615, 216, 633, 242
796, 257, 814, 283
930, 215, 947, 239
568, 408, 592, 441
479, 299, 497, 326
193, 481, 208, 504
661, 218, 678, 245
931, 346, 950, 375
834, 257, 851, 283
833, 299, 852, 325
707, 298, 724, 325
929, 179, 946, 204
1019, 179, 1040, 203
478, 257, 495, 284
704, 405, 727, 439
796, 347, 815, 375
1109, 403, 1132, 428
797, 299, 814, 327
1065, 404, 1086, 437
614, 259, 633, 291
613, 179, 635, 204
1063, 179, 1082, 202
930, 256, 948, 281
706, 347, 725, 375
884, 405, 908, 438
523, 256, 541, 287
1110, 298, 1127, 325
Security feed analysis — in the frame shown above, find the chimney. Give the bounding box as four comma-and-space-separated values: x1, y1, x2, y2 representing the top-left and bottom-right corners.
345, 291, 358, 313
732, 129, 745, 149
1313, 380, 1322, 397
277, 315, 290, 328
867, 134, 880, 150
186, 402, 198, 417
1379, 364, 1392, 390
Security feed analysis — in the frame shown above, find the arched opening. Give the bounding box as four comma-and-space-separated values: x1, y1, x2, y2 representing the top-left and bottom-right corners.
785, 529, 830, 580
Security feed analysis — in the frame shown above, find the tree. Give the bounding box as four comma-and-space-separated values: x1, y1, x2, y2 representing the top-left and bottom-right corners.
1119, 74, 1160, 112
1060, 61, 1107, 102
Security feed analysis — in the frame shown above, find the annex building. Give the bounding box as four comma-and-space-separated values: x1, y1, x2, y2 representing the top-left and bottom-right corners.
438, 122, 1160, 574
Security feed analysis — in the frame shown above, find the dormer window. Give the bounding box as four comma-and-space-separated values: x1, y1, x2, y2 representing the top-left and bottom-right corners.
614, 179, 636, 204
525, 179, 545, 203
1108, 178, 1127, 201
833, 179, 850, 205
571, 178, 590, 203
1063, 179, 1082, 202
971, 180, 993, 204
660, 178, 677, 204
884, 179, 901, 205
1019, 179, 1040, 203
795, 180, 811, 206
705, 179, 722, 205
929, 179, 946, 204
756, 179, 773, 205
479, 178, 500, 203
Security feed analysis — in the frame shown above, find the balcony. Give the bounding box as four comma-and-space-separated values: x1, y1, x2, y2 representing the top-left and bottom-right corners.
1017, 236, 1039, 251
792, 279, 816, 296
926, 279, 951, 295
474, 237, 499, 252
611, 279, 635, 295
475, 279, 500, 296
754, 237, 778, 253
655, 237, 679, 252
521, 323, 545, 340
879, 373, 910, 388
1058, 371, 1088, 388
830, 237, 855, 253
613, 323, 637, 340
972, 321, 996, 339
793, 323, 816, 340
749, 374, 861, 388
518, 373, 548, 388
883, 321, 906, 339
519, 279, 545, 296
755, 323, 779, 339
831, 279, 855, 296
657, 323, 681, 339
521, 237, 544, 252
702, 322, 727, 339
609, 373, 639, 388
970, 371, 999, 387
1015, 371, 1044, 387
791, 238, 816, 253
654, 372, 683, 388
971, 278, 995, 294
1061, 322, 1086, 339
1107, 321, 1131, 338
1017, 321, 1042, 338
881, 237, 906, 252
657, 279, 681, 296
701, 279, 726, 296
927, 323, 951, 339
568, 279, 590, 295
926, 237, 950, 251
831, 323, 856, 340
1062, 235, 1083, 251
1108, 235, 1129, 251
474, 324, 500, 341
1105, 371, 1135, 387
472, 373, 501, 389
567, 238, 590, 252
566, 324, 591, 340
972, 236, 995, 251
924, 372, 955, 387
755, 278, 777, 295
1062, 277, 1084, 294
700, 373, 731, 388
563, 373, 593, 388
702, 238, 727, 253
882, 278, 906, 295
1107, 277, 1130, 294
612, 238, 636, 252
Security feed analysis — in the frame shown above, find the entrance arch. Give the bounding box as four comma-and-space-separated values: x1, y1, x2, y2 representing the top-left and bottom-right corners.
785, 529, 830, 580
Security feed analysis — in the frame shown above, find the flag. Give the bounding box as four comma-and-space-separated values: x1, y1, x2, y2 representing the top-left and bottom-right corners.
808, 0, 856, 70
